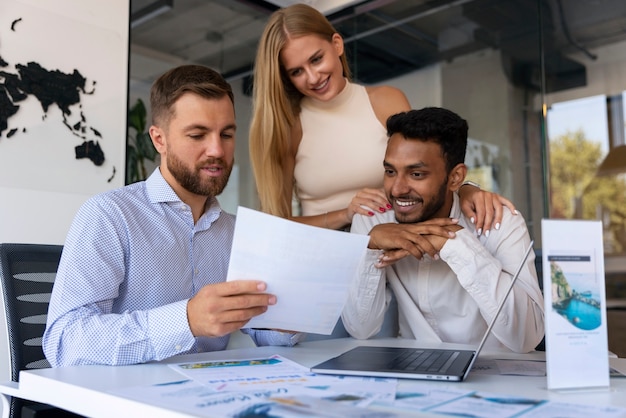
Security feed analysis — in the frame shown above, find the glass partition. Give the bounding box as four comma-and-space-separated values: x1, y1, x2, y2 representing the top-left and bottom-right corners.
129, 0, 626, 352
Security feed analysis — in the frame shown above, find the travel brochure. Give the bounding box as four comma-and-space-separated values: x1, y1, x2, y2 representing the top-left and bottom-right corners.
109, 355, 626, 417
541, 219, 610, 390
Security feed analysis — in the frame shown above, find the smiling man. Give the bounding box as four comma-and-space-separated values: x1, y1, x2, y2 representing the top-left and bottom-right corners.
342, 107, 544, 353
43, 65, 302, 367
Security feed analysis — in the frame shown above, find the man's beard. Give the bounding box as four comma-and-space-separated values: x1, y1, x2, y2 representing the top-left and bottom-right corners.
394, 179, 448, 224
167, 152, 232, 197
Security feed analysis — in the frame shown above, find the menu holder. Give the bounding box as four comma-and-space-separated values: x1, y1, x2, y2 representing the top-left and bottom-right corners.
541, 219, 609, 391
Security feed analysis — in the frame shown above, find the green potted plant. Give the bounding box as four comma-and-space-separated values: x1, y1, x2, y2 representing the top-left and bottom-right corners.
126, 98, 158, 184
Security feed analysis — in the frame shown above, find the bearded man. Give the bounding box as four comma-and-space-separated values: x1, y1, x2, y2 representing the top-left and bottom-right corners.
44, 65, 302, 367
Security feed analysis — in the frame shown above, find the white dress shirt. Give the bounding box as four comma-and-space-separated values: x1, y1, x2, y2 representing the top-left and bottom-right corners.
342, 193, 545, 353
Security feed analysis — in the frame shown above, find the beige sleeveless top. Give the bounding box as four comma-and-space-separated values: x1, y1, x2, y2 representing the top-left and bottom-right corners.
294, 81, 388, 216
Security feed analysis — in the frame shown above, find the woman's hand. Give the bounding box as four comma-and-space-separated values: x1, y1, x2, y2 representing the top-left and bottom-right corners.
458, 184, 517, 236
346, 188, 391, 221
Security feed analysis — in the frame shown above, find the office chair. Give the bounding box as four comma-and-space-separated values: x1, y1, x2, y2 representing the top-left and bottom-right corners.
0, 243, 81, 418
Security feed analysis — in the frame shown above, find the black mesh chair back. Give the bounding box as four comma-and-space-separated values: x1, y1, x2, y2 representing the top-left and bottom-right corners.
0, 243, 81, 418
0, 244, 60, 381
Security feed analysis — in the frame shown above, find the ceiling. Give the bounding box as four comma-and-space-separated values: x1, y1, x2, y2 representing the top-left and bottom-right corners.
129, 0, 626, 94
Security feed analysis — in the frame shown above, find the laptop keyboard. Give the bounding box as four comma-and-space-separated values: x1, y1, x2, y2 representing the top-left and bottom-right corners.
391, 349, 458, 373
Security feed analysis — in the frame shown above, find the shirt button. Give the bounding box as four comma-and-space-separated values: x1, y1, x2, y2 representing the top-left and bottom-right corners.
194, 268, 199, 275
175, 344, 182, 351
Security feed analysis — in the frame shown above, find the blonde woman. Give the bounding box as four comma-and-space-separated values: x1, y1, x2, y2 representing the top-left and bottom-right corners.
250, 3, 514, 238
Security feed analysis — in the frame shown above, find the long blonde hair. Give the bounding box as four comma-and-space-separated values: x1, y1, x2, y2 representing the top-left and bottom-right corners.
249, 4, 351, 217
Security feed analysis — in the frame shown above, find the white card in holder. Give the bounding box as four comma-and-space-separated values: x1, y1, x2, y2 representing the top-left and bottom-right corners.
542, 219, 609, 391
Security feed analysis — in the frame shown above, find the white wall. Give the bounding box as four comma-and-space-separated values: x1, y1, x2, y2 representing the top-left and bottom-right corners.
0, 0, 129, 245
383, 63, 442, 109
0, 1, 130, 406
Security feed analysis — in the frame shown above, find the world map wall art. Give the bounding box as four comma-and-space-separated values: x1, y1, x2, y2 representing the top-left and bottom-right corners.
0, 1, 127, 194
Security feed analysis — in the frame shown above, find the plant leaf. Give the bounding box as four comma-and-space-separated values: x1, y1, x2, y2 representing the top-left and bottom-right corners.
136, 132, 157, 161
128, 99, 147, 134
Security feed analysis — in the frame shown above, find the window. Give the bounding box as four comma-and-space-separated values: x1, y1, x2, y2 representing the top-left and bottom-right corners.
547, 95, 626, 256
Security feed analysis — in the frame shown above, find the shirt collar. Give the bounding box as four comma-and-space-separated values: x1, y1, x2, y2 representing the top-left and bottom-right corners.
145, 168, 223, 224
146, 168, 180, 204
449, 191, 462, 219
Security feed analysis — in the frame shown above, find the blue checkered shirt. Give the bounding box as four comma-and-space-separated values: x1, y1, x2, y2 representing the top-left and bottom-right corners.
43, 169, 300, 366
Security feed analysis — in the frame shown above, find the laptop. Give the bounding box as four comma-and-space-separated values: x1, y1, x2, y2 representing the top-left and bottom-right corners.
311, 241, 535, 382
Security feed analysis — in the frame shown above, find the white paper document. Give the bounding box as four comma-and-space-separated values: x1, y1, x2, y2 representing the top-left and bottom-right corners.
226, 207, 370, 334
123, 355, 396, 417
111, 378, 393, 418
169, 355, 397, 404
109, 354, 626, 418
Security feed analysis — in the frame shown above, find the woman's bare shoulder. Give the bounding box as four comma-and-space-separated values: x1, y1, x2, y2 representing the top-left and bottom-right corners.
365, 84, 411, 121
366, 84, 405, 98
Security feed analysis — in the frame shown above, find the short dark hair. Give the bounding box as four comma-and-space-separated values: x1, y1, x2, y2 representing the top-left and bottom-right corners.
150, 65, 234, 126
386, 107, 468, 173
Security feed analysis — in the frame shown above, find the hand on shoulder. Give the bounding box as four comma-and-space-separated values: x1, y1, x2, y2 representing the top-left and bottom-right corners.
458, 185, 518, 237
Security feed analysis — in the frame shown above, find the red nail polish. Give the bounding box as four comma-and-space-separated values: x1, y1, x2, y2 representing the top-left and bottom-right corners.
386, 204, 392, 209
368, 211, 374, 216
379, 207, 385, 212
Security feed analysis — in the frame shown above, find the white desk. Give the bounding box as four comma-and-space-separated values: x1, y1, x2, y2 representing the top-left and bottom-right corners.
1, 337, 625, 417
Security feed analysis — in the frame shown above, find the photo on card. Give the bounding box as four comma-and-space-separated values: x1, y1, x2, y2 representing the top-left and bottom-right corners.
548, 253, 601, 331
